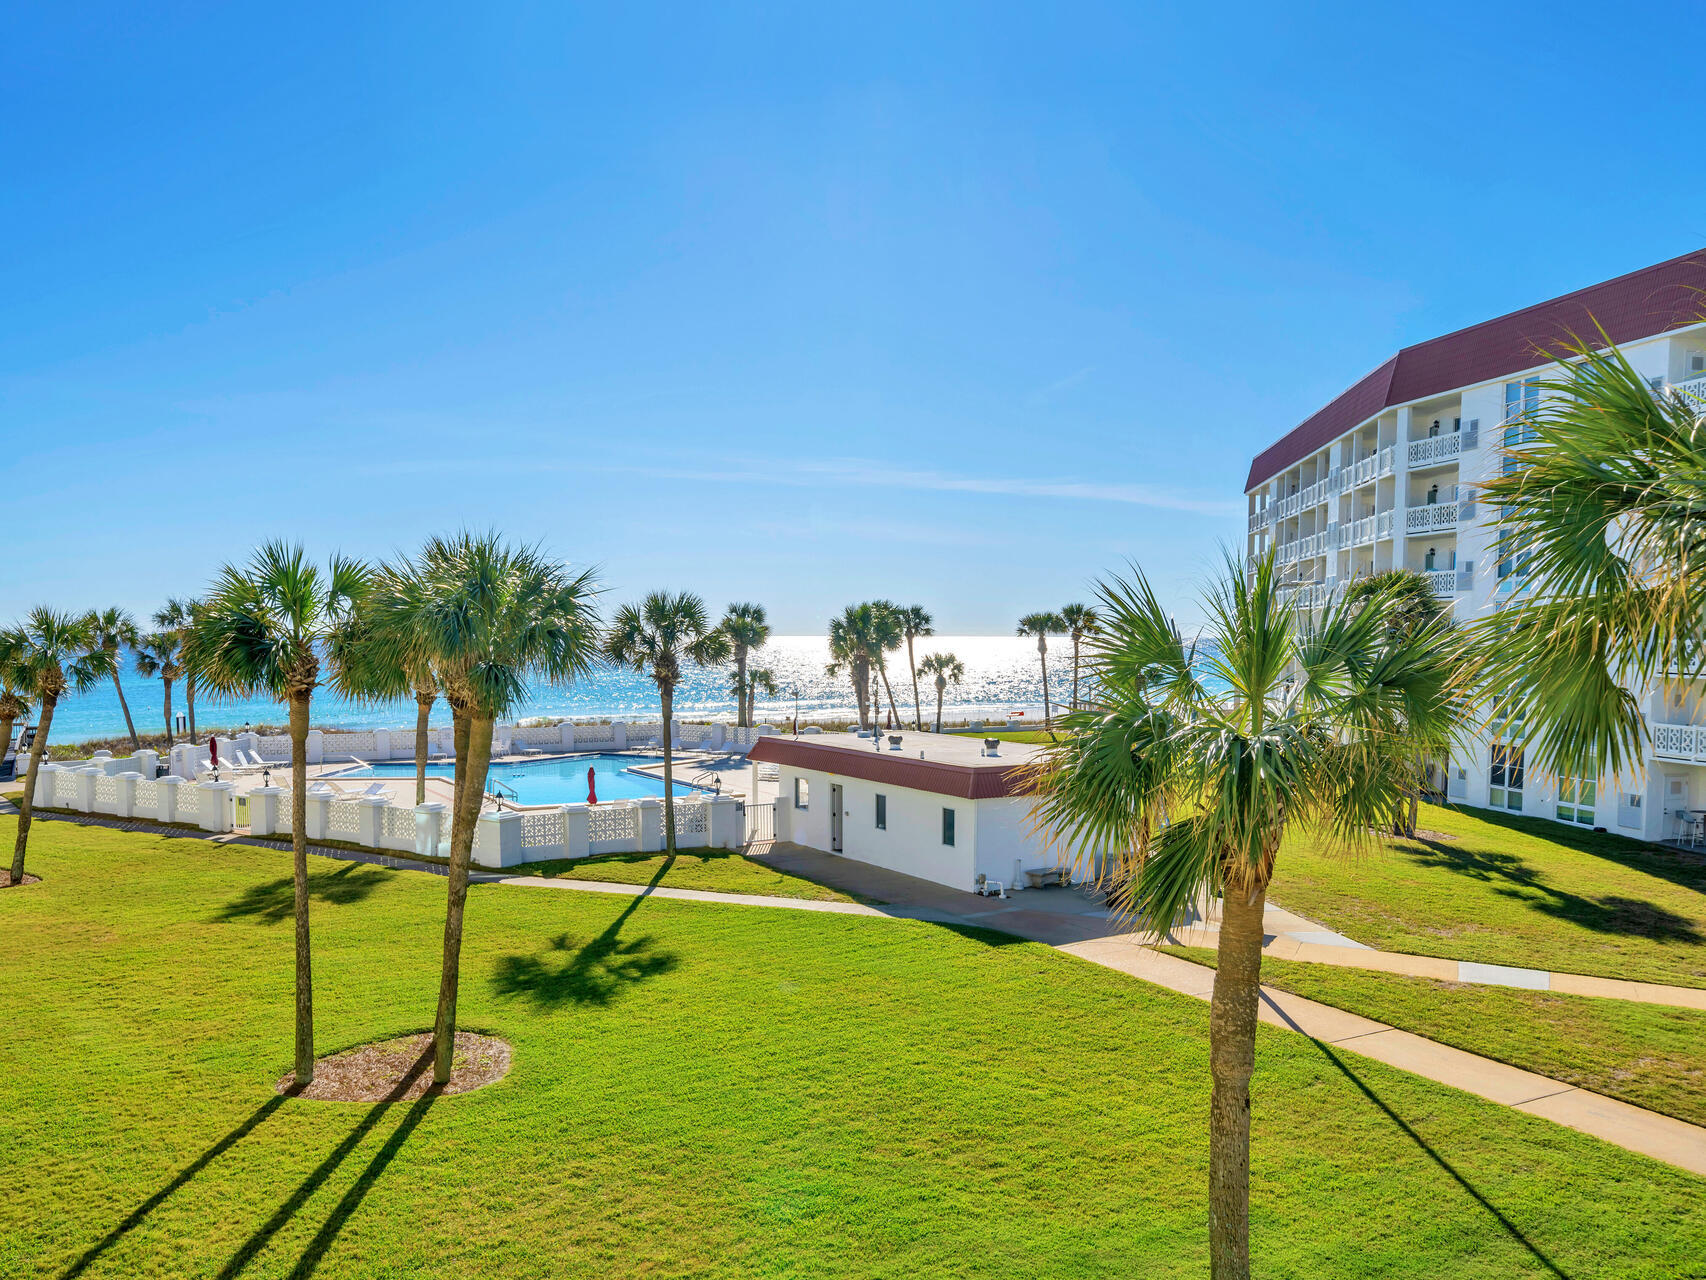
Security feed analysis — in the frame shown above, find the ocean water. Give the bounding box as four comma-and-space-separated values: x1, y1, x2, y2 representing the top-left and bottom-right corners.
44, 635, 1080, 741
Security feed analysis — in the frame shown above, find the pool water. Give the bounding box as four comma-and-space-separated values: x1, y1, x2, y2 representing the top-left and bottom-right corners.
333, 754, 700, 804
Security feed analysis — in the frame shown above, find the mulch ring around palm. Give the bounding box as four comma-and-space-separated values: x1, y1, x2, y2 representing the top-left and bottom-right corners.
278, 1031, 511, 1102
0, 870, 42, 887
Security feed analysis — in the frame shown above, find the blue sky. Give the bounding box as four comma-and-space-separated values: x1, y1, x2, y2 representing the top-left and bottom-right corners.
6, 2, 1703, 632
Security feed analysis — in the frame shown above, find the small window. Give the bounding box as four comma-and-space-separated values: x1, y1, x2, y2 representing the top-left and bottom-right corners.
794, 777, 809, 809
875, 794, 886, 830
942, 807, 956, 846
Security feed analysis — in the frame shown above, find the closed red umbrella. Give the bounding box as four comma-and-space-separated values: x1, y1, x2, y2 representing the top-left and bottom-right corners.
586, 765, 597, 805
208, 735, 219, 769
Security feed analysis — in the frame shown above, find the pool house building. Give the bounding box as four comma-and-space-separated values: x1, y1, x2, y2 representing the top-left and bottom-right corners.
1243, 247, 1706, 844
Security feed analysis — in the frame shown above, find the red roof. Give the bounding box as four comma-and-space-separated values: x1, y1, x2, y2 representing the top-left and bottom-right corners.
1246, 249, 1706, 491
747, 736, 1033, 799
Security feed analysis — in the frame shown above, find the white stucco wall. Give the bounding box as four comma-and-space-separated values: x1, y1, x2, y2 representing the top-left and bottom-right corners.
770, 761, 1049, 892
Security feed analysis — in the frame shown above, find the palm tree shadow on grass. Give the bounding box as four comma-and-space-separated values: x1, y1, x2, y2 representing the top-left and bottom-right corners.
213, 862, 395, 925
1397, 830, 1704, 945
1263, 994, 1575, 1280
214, 1043, 440, 1280
59, 1094, 289, 1279
491, 860, 679, 1008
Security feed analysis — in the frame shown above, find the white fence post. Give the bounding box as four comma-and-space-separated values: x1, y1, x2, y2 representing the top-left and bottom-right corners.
306, 730, 323, 765
134, 748, 158, 778
198, 781, 235, 833
373, 729, 391, 761
115, 772, 140, 819
636, 797, 663, 853
358, 797, 386, 847
305, 790, 332, 841
563, 803, 590, 859
414, 802, 445, 859
157, 776, 181, 824
472, 810, 522, 869
73, 766, 99, 813
612, 721, 628, 750
710, 723, 726, 751
32, 763, 57, 808
560, 722, 576, 751
250, 787, 282, 837
709, 795, 740, 849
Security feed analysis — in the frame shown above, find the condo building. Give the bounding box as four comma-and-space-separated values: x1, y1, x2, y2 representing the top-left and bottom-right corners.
1243, 250, 1706, 844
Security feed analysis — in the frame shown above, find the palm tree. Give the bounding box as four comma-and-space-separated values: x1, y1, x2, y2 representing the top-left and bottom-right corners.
605, 592, 730, 857
132, 631, 184, 748
0, 627, 33, 774
1468, 330, 1706, 784
8, 609, 114, 887
184, 543, 371, 1085
153, 598, 203, 743
745, 667, 779, 727
1059, 603, 1100, 712
827, 603, 881, 730
332, 568, 440, 806
917, 652, 964, 733
1029, 552, 1459, 1279
373, 534, 602, 1085
86, 607, 142, 751
899, 605, 933, 730
869, 600, 905, 729
1017, 610, 1066, 731
718, 603, 770, 730
1343, 569, 1452, 838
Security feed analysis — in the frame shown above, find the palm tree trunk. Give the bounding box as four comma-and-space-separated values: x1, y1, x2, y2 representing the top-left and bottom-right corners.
434, 710, 494, 1085
8, 693, 56, 886
1039, 642, 1053, 732
288, 691, 315, 1084
112, 667, 140, 751
186, 676, 197, 745
414, 692, 432, 807
852, 661, 869, 731
879, 664, 901, 731
1208, 881, 1266, 1280
660, 684, 677, 856
162, 677, 175, 750
735, 649, 749, 730
934, 680, 945, 733
0, 712, 16, 769
1071, 636, 1081, 712
449, 706, 470, 835
908, 638, 923, 730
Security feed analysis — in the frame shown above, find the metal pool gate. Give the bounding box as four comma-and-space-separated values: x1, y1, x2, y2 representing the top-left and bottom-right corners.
741, 799, 776, 844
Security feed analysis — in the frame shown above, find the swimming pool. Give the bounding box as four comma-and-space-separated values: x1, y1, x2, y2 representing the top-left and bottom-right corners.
331, 754, 701, 805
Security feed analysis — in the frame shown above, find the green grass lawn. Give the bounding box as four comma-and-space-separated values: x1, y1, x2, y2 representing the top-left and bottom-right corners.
517, 849, 865, 902
1269, 801, 1706, 988
3, 817, 1703, 1278
1164, 945, 1706, 1127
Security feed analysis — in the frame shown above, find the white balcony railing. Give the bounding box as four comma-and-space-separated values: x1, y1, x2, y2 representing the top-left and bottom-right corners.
1408, 433, 1462, 467
1376, 509, 1394, 538
1422, 569, 1457, 597
1660, 375, 1706, 412
1248, 510, 1265, 534
1652, 722, 1706, 764
1406, 501, 1458, 533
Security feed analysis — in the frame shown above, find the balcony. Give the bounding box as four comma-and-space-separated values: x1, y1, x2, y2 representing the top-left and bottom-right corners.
1347, 446, 1396, 488
1406, 501, 1458, 533
1659, 374, 1706, 411
1408, 434, 1461, 468
1422, 569, 1457, 597
1248, 510, 1265, 534
1653, 722, 1706, 764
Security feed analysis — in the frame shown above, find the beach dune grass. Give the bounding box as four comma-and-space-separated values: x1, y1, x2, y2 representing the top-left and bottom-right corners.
2, 816, 1703, 1278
